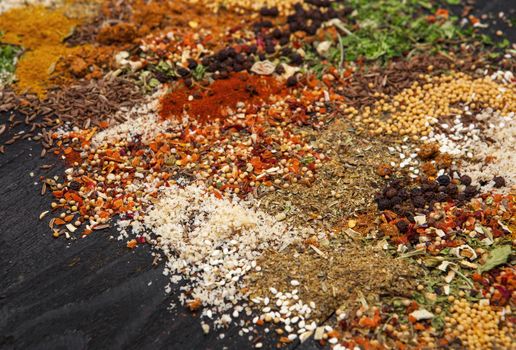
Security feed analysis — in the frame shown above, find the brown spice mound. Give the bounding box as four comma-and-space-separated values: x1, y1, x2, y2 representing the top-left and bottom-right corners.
97, 22, 138, 45
248, 240, 419, 321
68, 0, 247, 47
51, 45, 117, 86
0, 77, 144, 150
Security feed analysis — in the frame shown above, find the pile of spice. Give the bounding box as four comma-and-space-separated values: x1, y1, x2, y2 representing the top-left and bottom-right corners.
360, 72, 516, 138
120, 184, 312, 329
42, 76, 344, 236
0, 4, 89, 97
0, 76, 143, 155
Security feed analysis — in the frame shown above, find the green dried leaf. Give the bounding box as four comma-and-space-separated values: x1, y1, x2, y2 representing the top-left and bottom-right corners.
431, 315, 445, 331
192, 64, 206, 81
478, 245, 512, 273
148, 78, 160, 88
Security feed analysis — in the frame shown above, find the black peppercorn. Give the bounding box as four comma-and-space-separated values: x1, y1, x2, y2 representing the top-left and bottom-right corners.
493, 176, 506, 188
305, 24, 318, 35
248, 44, 258, 54
177, 67, 191, 77
265, 45, 275, 54
259, 7, 279, 17
464, 185, 477, 197
446, 184, 458, 195
69, 181, 81, 191
187, 59, 198, 70
460, 175, 472, 186
437, 175, 451, 186
272, 28, 282, 39
286, 75, 298, 87
154, 71, 170, 83
289, 52, 303, 65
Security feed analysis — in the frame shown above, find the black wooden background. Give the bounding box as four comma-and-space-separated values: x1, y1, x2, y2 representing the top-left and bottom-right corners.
0, 1, 514, 349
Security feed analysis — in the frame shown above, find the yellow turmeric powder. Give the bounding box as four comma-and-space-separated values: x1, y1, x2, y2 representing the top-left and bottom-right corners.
0, 5, 82, 97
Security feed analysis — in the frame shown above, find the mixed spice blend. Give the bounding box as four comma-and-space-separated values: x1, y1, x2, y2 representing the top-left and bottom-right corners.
0, 0, 514, 349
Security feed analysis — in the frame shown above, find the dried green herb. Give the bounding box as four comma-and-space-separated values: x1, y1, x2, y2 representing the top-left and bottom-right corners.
0, 42, 20, 86
332, 0, 463, 62
478, 245, 512, 273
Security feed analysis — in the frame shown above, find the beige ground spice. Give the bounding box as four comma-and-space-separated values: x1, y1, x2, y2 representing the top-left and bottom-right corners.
247, 238, 420, 321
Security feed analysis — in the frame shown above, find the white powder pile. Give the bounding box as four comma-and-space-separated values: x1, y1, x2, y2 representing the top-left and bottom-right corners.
92, 89, 169, 146
126, 184, 308, 327
426, 108, 513, 158
422, 107, 515, 191
461, 111, 516, 192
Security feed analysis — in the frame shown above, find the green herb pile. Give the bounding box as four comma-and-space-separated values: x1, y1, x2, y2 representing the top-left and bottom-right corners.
336, 0, 461, 62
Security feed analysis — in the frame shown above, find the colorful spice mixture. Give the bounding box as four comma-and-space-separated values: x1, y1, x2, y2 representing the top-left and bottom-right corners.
0, 0, 514, 349
42, 79, 344, 236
